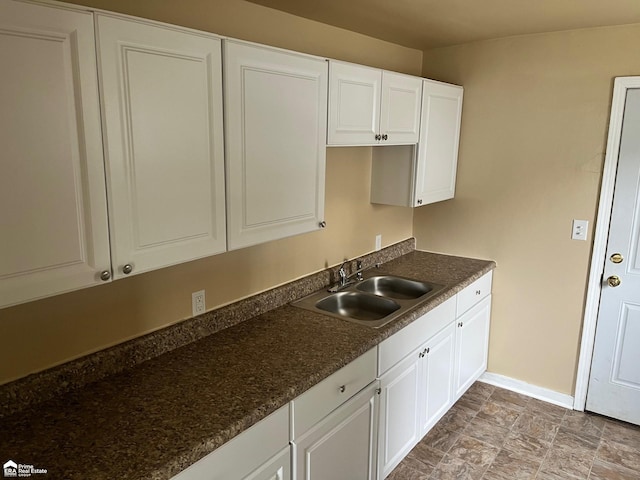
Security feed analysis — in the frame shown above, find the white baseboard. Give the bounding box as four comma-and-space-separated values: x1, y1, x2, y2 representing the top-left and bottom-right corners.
479, 372, 575, 410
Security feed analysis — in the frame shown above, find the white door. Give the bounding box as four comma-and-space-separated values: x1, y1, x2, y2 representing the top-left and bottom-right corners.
379, 71, 422, 145
454, 295, 492, 400
224, 40, 327, 250
420, 322, 456, 436
295, 383, 378, 480
0, 0, 111, 308
327, 61, 381, 146
414, 80, 463, 206
97, 15, 226, 279
377, 351, 421, 479
587, 88, 640, 426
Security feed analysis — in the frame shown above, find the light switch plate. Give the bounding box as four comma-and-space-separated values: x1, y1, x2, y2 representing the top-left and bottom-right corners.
572, 219, 589, 241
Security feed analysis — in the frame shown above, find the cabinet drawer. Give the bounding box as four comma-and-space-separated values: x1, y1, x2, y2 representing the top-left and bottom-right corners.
456, 271, 492, 317
378, 296, 456, 376
172, 404, 289, 479
292, 347, 377, 438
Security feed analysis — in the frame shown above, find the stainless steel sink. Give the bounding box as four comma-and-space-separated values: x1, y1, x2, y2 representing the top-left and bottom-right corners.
291, 273, 444, 328
315, 291, 400, 320
356, 275, 432, 300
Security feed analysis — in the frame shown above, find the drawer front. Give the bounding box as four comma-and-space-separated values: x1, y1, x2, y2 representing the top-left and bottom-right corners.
378, 296, 456, 376
292, 347, 377, 438
172, 404, 289, 479
456, 271, 492, 317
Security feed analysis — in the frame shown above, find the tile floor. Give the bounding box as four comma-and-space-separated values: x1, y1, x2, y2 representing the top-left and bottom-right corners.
387, 382, 640, 480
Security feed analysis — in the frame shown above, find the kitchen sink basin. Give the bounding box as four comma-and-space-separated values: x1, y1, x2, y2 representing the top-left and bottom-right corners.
291, 273, 444, 328
315, 291, 400, 320
356, 275, 432, 300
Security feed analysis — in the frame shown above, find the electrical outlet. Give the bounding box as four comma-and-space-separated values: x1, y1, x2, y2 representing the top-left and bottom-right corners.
572, 219, 589, 241
375, 234, 382, 251
192, 290, 205, 316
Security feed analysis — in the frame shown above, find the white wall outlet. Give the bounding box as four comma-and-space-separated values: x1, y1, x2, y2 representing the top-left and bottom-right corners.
375, 234, 382, 251
572, 219, 589, 241
192, 290, 206, 316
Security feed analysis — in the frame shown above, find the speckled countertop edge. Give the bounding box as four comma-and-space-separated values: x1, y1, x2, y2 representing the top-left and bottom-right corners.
0, 244, 495, 480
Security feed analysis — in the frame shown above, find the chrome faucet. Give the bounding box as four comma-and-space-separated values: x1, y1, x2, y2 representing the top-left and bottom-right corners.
328, 259, 375, 292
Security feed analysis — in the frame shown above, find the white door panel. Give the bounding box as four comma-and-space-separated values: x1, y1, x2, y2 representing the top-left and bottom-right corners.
587, 88, 640, 425
97, 15, 226, 278
0, 0, 110, 307
379, 71, 422, 144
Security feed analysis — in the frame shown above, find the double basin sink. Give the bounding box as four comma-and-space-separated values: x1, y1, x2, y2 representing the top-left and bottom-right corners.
292, 274, 444, 328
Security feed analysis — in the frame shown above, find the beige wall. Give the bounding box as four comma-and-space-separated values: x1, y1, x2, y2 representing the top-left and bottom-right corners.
416, 24, 640, 395
0, 0, 421, 384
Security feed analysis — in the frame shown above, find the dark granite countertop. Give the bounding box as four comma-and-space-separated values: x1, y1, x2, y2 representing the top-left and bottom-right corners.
0, 249, 494, 479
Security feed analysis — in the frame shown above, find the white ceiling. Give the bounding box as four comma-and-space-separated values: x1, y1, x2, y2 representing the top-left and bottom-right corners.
245, 0, 640, 49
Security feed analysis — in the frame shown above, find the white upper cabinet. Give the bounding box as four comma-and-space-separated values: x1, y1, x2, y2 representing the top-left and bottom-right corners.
328, 61, 422, 146
224, 40, 327, 250
0, 0, 111, 308
414, 80, 463, 205
370, 80, 463, 207
96, 15, 226, 279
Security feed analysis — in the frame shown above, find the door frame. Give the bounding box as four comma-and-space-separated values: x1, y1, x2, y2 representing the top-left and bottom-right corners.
574, 76, 640, 410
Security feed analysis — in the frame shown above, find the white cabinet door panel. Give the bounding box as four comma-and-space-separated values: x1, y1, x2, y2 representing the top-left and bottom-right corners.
0, 0, 110, 308
454, 295, 491, 399
225, 41, 327, 250
328, 61, 380, 146
380, 71, 422, 144
414, 80, 463, 205
420, 322, 456, 436
295, 382, 378, 480
378, 351, 421, 478
97, 15, 226, 278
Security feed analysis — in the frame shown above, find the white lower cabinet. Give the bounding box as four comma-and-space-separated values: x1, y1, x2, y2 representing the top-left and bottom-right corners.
171, 405, 290, 480
454, 295, 492, 400
293, 381, 379, 480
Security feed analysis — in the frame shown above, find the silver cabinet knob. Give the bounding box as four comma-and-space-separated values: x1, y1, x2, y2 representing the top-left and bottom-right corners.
319, 221, 327, 228
100, 270, 111, 281
122, 264, 133, 275
417, 199, 423, 205
382, 134, 388, 141
339, 385, 346, 393
476, 290, 482, 295
375, 134, 382, 141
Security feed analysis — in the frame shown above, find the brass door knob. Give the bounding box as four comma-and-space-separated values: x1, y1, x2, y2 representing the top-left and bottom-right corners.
607, 275, 621, 287
610, 253, 624, 264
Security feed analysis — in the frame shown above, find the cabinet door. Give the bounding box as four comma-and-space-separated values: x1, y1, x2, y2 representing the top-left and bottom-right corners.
414, 80, 463, 206
96, 15, 226, 279
0, 1, 111, 308
296, 382, 378, 480
225, 41, 327, 250
377, 351, 421, 479
379, 71, 423, 145
327, 61, 381, 146
419, 322, 456, 436
454, 295, 492, 399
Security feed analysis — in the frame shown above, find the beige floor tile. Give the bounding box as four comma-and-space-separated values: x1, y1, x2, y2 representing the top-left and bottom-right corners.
525, 398, 568, 423
489, 388, 531, 410
538, 447, 595, 479
596, 438, 640, 472
502, 431, 552, 459
438, 404, 477, 433
462, 417, 509, 448
476, 400, 521, 429
388, 462, 432, 480
455, 394, 486, 414
561, 410, 606, 438
404, 452, 436, 477
482, 448, 542, 480
511, 413, 559, 442
409, 442, 446, 469
602, 419, 640, 450
466, 382, 494, 400
552, 426, 600, 453
448, 435, 499, 468
588, 458, 640, 480
423, 424, 462, 453
428, 454, 486, 480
